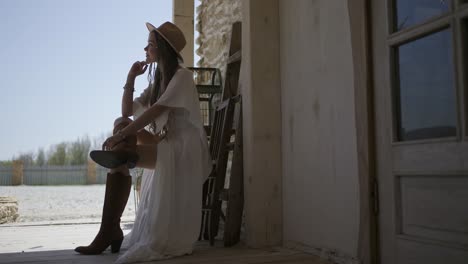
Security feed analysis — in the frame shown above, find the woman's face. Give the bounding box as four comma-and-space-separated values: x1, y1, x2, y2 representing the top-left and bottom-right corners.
144, 32, 158, 63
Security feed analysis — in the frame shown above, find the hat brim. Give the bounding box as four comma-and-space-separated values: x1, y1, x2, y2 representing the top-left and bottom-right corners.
146, 22, 184, 62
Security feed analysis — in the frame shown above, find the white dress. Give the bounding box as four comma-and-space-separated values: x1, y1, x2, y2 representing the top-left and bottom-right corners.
115, 66, 211, 264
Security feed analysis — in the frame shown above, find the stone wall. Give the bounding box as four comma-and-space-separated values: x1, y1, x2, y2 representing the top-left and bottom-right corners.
0, 197, 19, 224
196, 0, 242, 81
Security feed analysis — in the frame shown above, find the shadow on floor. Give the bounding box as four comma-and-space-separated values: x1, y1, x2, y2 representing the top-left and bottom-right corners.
0, 243, 329, 264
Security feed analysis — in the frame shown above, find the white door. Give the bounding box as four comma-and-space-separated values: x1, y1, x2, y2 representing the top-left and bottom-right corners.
372, 1, 468, 263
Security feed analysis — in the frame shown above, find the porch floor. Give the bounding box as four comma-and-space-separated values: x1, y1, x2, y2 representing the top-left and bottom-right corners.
0, 222, 330, 264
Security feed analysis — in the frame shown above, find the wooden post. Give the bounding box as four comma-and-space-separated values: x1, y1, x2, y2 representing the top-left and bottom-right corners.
348, 1, 377, 263
173, 0, 194, 67
241, 0, 283, 247
224, 102, 244, 246
222, 22, 242, 100
87, 160, 97, 185
12, 161, 23, 186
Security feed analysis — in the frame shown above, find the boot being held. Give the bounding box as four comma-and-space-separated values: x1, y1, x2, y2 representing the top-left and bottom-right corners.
91, 130, 139, 169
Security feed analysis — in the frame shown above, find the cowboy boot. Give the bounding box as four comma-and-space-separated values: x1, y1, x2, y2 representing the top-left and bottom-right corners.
75, 172, 132, 255
90, 134, 139, 169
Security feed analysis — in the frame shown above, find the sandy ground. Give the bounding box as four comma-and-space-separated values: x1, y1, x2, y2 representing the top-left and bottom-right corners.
0, 185, 137, 224
0, 185, 137, 254
0, 222, 133, 254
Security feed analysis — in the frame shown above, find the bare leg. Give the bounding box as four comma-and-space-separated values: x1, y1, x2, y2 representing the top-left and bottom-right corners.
135, 144, 157, 169
136, 129, 156, 145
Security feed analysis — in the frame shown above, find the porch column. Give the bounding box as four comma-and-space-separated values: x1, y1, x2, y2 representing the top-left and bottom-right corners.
348, 1, 376, 263
241, 0, 283, 247
173, 0, 194, 67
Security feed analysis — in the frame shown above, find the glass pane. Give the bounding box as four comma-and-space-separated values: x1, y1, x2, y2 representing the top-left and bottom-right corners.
396, 29, 457, 141
395, 0, 451, 31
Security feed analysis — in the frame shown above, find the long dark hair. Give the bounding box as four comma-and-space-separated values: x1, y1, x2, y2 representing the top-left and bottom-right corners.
147, 31, 179, 132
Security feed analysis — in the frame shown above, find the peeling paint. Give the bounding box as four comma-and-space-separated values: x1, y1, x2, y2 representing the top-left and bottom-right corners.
313, 97, 320, 120
289, 115, 294, 154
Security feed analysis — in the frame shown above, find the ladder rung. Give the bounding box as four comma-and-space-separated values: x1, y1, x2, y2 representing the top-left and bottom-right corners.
196, 85, 222, 94
227, 50, 241, 64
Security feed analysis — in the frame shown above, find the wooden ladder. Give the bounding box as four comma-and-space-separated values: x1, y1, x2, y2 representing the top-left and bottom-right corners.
200, 21, 243, 247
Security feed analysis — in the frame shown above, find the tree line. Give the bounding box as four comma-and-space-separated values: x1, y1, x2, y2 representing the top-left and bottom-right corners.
0, 133, 110, 166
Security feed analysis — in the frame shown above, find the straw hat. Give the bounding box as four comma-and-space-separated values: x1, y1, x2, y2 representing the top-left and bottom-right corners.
146, 21, 186, 61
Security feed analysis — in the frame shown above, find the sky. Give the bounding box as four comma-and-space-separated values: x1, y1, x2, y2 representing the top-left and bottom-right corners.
0, 0, 182, 160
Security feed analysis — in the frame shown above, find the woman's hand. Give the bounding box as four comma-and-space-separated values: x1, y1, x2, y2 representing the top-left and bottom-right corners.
102, 133, 125, 151
127, 61, 148, 81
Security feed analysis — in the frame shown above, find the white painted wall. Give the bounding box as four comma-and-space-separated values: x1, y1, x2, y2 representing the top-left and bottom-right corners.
279, 0, 360, 259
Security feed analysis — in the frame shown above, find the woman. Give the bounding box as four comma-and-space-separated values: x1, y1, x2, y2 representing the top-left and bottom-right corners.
75, 21, 211, 263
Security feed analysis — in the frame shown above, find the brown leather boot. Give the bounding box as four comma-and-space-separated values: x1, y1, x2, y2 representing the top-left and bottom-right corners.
90, 135, 139, 169
75, 172, 132, 255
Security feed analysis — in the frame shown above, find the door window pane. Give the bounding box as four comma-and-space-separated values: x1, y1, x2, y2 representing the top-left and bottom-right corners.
396, 29, 456, 141
395, 0, 451, 31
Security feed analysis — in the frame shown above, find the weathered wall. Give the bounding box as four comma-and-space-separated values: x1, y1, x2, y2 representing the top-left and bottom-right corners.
196, 0, 242, 79
279, 0, 360, 262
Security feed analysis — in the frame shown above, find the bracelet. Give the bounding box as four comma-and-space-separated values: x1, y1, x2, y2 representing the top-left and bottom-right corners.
123, 84, 135, 92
